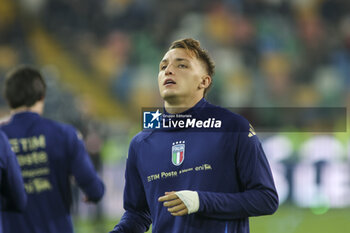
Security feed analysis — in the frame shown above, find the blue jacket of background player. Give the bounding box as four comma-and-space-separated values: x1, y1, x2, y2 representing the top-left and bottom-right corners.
111, 98, 278, 233
0, 112, 105, 233
0, 130, 27, 233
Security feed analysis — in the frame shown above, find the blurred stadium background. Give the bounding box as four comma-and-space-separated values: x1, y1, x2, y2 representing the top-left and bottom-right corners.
0, 0, 349, 232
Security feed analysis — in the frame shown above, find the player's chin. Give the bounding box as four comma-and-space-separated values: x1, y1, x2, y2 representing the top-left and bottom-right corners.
161, 90, 178, 101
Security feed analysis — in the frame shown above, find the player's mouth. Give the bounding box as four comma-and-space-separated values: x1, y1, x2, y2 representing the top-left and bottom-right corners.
163, 78, 176, 86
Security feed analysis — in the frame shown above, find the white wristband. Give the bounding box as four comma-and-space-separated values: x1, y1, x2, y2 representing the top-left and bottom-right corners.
175, 190, 199, 214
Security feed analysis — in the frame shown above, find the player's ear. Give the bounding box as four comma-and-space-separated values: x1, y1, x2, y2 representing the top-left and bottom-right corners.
198, 75, 211, 90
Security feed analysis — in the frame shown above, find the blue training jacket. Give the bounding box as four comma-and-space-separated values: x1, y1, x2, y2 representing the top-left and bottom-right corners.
0, 130, 27, 233
111, 98, 278, 233
0, 112, 104, 233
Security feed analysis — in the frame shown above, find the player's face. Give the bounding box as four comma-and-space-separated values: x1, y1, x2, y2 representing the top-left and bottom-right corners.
158, 48, 208, 103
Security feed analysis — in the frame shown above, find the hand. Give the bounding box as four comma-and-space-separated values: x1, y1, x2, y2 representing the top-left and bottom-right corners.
158, 191, 188, 216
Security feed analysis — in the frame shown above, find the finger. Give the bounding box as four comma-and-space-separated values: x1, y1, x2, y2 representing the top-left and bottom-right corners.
168, 203, 187, 213
158, 193, 178, 202
163, 198, 182, 207
171, 208, 188, 216
165, 191, 176, 195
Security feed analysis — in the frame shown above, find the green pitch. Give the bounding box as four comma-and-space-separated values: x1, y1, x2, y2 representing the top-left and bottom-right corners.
250, 205, 350, 233
74, 205, 350, 233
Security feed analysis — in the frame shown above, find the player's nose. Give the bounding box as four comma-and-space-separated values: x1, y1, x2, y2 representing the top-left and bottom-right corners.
165, 64, 174, 75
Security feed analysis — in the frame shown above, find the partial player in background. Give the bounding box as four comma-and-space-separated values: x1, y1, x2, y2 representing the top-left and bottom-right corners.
0, 66, 105, 233
110, 38, 278, 233
0, 130, 27, 233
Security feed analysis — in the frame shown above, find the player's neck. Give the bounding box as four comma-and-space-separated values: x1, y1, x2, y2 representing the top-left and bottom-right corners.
11, 100, 44, 115
164, 95, 203, 114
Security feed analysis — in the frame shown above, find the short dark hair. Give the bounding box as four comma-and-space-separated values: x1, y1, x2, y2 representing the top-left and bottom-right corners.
4, 66, 46, 109
169, 38, 215, 96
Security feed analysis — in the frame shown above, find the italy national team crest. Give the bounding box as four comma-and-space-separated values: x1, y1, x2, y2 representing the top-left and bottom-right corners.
172, 141, 185, 166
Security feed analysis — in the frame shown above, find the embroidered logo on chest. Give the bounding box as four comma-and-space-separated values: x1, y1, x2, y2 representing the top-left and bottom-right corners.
172, 141, 185, 166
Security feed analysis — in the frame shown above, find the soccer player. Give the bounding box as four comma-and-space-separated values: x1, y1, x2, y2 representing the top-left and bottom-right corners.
0, 130, 27, 233
0, 66, 105, 233
110, 38, 278, 233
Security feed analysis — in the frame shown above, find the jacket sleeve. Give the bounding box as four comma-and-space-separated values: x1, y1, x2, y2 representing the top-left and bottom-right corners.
67, 126, 104, 202
197, 123, 278, 220
0, 131, 27, 212
110, 139, 151, 233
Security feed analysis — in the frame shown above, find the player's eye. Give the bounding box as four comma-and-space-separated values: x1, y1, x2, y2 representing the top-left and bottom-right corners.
178, 64, 187, 68
160, 65, 167, 70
